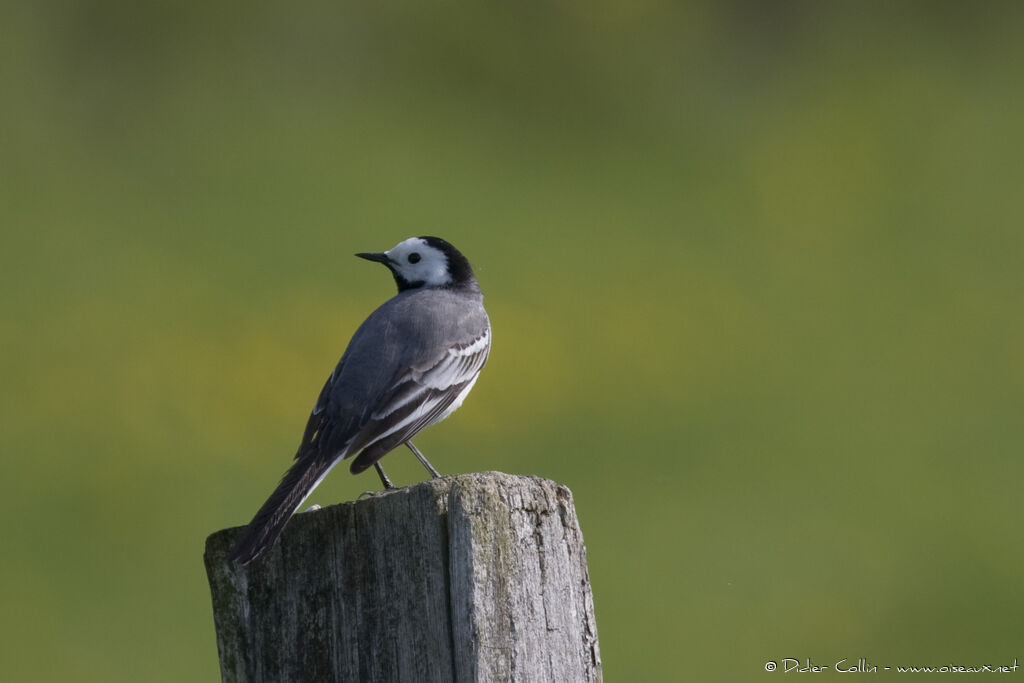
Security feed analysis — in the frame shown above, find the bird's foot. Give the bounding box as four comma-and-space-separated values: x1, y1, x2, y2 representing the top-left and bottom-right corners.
374, 462, 395, 489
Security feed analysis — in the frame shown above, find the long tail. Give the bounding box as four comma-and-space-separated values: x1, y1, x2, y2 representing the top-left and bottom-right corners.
229, 455, 339, 565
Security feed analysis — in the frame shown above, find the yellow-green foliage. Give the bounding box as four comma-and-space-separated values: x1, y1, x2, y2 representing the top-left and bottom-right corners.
2, 3, 1023, 681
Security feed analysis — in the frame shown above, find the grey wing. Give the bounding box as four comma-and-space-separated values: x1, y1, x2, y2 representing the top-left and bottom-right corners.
346, 326, 491, 473
294, 358, 360, 461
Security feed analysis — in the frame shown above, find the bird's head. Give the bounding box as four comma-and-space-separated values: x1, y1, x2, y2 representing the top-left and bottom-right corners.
357, 236, 476, 292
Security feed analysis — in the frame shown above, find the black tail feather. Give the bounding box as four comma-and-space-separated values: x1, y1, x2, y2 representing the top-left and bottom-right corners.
229, 455, 337, 565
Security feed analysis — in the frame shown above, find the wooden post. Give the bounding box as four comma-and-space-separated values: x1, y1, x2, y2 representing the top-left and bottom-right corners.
204, 471, 603, 683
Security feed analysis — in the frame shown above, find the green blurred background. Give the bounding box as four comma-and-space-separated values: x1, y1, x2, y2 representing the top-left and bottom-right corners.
3, 2, 1023, 680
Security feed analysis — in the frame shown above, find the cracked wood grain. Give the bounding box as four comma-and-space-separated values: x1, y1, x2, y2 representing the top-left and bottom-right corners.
205, 472, 602, 683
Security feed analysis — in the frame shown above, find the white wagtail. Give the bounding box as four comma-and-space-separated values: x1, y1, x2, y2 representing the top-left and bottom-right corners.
230, 237, 491, 564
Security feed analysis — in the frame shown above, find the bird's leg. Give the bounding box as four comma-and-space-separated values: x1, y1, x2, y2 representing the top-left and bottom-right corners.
374, 462, 395, 489
405, 440, 442, 479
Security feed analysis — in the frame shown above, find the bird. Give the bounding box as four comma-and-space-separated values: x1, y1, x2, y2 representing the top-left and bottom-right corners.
229, 236, 491, 565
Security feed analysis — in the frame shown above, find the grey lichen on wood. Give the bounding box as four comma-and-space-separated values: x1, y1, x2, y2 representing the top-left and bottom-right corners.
204, 471, 602, 683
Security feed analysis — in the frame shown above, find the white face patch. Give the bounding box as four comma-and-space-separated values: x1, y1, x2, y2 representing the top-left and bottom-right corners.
385, 238, 452, 287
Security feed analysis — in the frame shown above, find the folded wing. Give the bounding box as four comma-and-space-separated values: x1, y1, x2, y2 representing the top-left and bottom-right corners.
347, 328, 490, 473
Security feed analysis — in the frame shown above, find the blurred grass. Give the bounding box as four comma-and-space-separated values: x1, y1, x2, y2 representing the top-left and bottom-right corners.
2, 2, 1024, 681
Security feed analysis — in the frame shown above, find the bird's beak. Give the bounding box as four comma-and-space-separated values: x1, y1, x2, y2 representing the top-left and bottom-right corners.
356, 252, 390, 265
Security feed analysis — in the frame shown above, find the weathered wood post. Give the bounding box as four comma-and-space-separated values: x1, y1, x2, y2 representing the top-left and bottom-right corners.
204, 471, 602, 683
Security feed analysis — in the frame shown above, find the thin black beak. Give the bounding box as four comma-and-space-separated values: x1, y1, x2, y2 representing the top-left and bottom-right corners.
356, 252, 390, 264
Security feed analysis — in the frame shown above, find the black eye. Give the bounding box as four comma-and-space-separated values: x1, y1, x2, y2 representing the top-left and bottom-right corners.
408, 253, 421, 264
